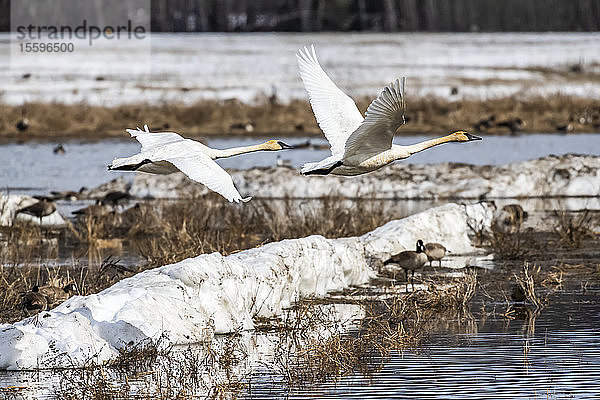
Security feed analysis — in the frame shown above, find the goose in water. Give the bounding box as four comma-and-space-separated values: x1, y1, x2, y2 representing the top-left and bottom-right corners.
109, 125, 294, 202
296, 45, 481, 176
383, 239, 428, 292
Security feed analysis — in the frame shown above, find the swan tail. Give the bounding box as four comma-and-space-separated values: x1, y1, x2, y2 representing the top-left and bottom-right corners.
108, 156, 151, 171
301, 160, 342, 176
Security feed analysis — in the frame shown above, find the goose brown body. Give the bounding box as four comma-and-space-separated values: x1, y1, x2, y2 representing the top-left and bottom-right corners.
16, 199, 56, 224
424, 242, 447, 267
383, 240, 428, 291
22, 291, 47, 315
35, 283, 77, 307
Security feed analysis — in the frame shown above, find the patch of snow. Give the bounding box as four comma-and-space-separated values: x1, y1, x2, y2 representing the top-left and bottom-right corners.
0, 202, 492, 370
128, 154, 600, 200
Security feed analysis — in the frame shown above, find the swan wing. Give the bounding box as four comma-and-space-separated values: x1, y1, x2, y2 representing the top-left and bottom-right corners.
297, 45, 364, 156
126, 125, 185, 152
343, 78, 406, 158
167, 155, 250, 203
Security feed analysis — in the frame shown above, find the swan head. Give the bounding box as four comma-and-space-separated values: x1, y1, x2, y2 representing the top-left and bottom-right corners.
264, 140, 294, 150
452, 130, 482, 142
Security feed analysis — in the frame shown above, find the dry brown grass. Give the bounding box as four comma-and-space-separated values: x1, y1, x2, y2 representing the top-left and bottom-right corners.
0, 197, 396, 323
513, 264, 544, 309
553, 210, 596, 249
1, 94, 599, 140
131, 197, 392, 267
270, 274, 477, 386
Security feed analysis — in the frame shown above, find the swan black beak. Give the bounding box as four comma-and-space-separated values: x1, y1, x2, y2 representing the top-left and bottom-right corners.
277, 141, 295, 149
465, 133, 482, 141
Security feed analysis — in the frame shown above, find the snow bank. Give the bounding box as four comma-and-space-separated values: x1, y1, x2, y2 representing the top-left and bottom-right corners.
0, 203, 492, 370
0, 194, 66, 227
129, 154, 600, 200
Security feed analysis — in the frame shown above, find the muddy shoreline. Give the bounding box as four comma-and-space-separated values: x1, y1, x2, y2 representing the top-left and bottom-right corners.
1, 95, 599, 141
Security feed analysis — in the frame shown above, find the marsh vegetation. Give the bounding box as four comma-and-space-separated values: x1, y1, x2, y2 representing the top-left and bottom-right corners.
1, 197, 599, 398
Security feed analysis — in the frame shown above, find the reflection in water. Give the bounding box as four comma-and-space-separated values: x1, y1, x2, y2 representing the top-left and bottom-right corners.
2, 294, 599, 399
246, 296, 600, 399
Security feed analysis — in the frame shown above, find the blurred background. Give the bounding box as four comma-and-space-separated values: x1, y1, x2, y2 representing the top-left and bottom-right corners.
1, 0, 600, 32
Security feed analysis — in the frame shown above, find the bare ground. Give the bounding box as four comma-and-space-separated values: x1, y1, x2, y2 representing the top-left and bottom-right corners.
1, 94, 599, 141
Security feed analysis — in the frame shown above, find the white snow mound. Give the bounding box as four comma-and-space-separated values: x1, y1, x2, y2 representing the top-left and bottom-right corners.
0, 203, 492, 370
128, 154, 600, 200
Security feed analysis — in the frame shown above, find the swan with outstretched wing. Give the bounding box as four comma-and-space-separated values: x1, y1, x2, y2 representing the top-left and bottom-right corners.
297, 45, 481, 176
109, 125, 293, 202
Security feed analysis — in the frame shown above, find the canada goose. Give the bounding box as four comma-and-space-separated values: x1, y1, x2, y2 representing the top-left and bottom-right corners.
53, 144, 66, 154
473, 115, 496, 132
22, 290, 47, 316
556, 123, 574, 133
494, 204, 528, 233
72, 201, 113, 217
109, 125, 294, 202
229, 122, 255, 133
15, 108, 29, 132
496, 118, 525, 134
296, 46, 481, 176
50, 187, 87, 201
35, 282, 77, 307
100, 191, 131, 206
383, 239, 428, 292
424, 242, 447, 267
16, 198, 56, 224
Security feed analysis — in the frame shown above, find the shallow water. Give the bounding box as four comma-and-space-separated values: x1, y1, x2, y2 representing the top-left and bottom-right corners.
245, 294, 600, 399
1, 133, 599, 195
2, 292, 599, 399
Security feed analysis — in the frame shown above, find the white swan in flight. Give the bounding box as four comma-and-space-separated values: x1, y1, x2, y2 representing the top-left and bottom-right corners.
108, 125, 293, 202
297, 45, 481, 176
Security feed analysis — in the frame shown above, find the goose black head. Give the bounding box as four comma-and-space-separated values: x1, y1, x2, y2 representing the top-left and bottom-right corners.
416, 239, 426, 253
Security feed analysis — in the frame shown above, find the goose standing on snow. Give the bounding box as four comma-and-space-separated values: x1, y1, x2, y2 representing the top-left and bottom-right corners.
296, 45, 481, 176
109, 125, 294, 202
383, 239, 428, 292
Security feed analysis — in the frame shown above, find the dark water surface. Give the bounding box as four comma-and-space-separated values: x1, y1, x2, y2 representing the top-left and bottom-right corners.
245, 294, 600, 399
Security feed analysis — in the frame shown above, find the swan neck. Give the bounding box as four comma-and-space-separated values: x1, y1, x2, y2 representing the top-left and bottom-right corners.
213, 143, 267, 159
404, 134, 458, 156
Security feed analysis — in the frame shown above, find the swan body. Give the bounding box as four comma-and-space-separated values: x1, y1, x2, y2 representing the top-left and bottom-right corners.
109, 125, 293, 203
297, 45, 481, 176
